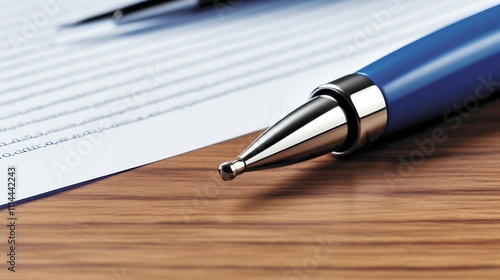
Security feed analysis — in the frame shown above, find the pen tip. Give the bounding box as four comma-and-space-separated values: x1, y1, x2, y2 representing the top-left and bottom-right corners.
219, 158, 246, 181
58, 23, 77, 29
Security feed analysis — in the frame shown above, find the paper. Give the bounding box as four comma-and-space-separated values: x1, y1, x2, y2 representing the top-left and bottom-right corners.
0, 0, 497, 206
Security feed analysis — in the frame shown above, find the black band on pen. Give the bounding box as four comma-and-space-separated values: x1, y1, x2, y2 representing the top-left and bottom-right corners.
310, 74, 383, 154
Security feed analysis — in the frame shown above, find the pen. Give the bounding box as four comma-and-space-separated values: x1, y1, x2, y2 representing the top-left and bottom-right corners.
218, 4, 500, 181
67, 0, 239, 26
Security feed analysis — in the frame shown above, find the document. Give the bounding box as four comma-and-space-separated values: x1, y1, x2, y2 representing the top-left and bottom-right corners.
0, 0, 497, 206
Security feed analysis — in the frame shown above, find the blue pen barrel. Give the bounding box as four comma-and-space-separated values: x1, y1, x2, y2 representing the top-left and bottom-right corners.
357, 5, 500, 136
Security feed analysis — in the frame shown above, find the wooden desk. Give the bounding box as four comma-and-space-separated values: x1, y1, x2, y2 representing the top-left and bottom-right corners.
3, 99, 500, 280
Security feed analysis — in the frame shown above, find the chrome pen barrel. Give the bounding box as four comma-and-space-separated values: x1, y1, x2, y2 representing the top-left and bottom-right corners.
219, 74, 388, 181
240, 95, 348, 168
219, 96, 348, 180
311, 74, 388, 155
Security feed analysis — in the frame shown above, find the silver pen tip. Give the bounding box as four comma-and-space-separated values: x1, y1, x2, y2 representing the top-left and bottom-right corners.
112, 10, 124, 21
218, 158, 246, 181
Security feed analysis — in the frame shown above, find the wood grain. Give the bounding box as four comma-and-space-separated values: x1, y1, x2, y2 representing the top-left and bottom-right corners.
2, 99, 500, 280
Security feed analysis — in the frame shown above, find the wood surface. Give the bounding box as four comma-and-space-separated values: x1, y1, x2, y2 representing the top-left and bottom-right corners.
2, 98, 500, 280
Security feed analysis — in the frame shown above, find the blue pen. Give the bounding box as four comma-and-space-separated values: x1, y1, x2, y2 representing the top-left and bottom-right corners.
218, 5, 500, 181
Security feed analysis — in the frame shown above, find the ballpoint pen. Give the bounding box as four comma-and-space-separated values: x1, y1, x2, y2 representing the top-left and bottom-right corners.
66, 0, 240, 26
219, 4, 500, 181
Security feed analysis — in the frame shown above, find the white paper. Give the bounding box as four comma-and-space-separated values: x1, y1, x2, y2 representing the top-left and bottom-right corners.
0, 0, 497, 206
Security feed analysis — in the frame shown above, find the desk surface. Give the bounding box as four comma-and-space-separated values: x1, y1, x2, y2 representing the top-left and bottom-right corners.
3, 99, 500, 280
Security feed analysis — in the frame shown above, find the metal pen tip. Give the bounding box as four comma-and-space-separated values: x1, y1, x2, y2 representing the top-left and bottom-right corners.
219, 158, 245, 181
